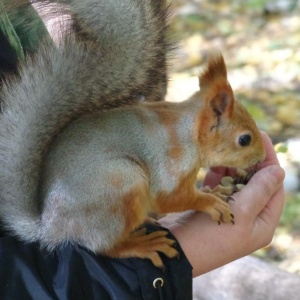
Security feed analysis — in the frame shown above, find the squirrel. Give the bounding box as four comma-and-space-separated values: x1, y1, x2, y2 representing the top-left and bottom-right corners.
0, 0, 266, 268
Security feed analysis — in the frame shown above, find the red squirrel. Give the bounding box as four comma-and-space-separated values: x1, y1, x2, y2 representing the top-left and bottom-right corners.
40, 53, 265, 268
0, 1, 265, 268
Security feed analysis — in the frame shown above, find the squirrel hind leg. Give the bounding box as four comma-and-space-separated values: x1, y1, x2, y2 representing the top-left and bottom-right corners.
103, 183, 178, 268
106, 229, 179, 268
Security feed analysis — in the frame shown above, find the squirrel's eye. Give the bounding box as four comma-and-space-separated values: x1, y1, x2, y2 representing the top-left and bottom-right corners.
239, 134, 251, 147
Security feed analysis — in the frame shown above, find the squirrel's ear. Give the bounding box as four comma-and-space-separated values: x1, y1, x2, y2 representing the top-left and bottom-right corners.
209, 90, 233, 117
199, 52, 234, 117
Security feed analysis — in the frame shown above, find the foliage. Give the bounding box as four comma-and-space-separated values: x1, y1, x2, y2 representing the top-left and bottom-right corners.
280, 193, 300, 230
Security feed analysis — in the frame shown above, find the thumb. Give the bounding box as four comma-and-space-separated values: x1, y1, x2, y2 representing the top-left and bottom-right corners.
234, 165, 285, 218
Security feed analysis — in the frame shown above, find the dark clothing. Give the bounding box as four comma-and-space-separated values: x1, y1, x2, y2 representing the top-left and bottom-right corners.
0, 28, 18, 77
0, 224, 192, 300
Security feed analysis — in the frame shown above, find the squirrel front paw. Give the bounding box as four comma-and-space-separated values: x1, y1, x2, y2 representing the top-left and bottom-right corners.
203, 196, 234, 224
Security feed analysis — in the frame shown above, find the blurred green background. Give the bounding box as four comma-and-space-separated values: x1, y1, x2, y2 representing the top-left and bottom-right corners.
166, 0, 300, 274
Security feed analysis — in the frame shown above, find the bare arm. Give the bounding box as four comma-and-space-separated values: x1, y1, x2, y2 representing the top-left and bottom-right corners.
160, 132, 285, 277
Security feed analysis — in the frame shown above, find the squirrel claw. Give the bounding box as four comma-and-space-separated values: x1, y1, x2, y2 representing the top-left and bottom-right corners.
160, 265, 166, 273
226, 196, 235, 203
232, 186, 239, 193
230, 213, 235, 224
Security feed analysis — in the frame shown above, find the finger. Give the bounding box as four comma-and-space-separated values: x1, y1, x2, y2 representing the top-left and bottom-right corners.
231, 165, 285, 220
250, 183, 285, 249
258, 132, 280, 169
257, 184, 285, 226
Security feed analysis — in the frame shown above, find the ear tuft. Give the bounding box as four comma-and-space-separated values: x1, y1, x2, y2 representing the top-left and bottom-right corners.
199, 52, 227, 90
199, 52, 234, 117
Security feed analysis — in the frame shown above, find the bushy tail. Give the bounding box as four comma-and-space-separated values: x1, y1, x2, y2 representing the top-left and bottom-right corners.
0, 0, 172, 241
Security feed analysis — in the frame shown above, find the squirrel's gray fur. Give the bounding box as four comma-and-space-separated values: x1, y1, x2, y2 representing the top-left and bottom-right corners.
0, 0, 171, 243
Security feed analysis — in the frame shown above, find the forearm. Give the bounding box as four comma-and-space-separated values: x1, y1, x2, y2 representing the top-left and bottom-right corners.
160, 211, 239, 277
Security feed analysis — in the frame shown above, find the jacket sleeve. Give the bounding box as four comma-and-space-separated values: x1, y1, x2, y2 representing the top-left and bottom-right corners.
0, 223, 193, 300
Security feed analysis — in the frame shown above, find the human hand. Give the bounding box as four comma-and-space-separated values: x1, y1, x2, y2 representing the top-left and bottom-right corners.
160, 132, 285, 277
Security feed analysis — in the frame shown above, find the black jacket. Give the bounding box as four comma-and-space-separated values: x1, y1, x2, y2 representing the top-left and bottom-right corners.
0, 224, 192, 300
